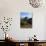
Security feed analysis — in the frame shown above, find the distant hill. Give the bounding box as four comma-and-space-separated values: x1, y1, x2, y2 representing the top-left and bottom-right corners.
20, 17, 32, 28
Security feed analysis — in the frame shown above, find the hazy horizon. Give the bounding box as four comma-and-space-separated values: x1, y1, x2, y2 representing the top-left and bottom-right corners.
20, 12, 32, 18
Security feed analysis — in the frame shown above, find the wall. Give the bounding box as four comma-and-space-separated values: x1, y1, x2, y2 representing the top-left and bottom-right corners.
0, 0, 46, 40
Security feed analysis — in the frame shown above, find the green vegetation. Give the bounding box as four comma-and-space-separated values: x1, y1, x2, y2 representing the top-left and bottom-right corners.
20, 17, 32, 28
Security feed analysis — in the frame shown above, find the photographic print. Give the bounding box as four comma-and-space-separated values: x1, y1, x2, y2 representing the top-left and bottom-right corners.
20, 12, 32, 28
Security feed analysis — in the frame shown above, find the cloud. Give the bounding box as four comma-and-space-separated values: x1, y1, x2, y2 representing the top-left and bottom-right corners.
20, 12, 32, 18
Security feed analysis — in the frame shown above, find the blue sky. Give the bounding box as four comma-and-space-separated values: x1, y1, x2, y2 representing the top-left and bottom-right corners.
20, 12, 32, 18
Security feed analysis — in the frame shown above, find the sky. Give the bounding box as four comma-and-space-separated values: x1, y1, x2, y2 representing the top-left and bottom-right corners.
20, 12, 32, 18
